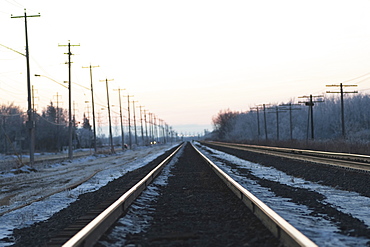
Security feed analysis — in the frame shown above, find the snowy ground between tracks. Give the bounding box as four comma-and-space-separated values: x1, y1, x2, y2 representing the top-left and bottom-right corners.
97, 144, 184, 247
195, 143, 370, 247
0, 144, 177, 246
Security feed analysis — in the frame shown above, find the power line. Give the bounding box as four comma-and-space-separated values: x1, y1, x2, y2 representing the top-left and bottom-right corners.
5, 0, 23, 8
342, 72, 370, 84
0, 43, 25, 56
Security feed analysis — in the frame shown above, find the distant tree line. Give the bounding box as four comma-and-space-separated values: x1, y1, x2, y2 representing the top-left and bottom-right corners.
0, 102, 93, 153
211, 94, 370, 145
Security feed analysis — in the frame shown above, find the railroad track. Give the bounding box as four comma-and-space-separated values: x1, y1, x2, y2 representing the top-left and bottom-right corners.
203, 141, 370, 172
49, 142, 316, 247
0, 147, 163, 216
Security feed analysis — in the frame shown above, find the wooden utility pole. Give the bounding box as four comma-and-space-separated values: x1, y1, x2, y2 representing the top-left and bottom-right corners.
132, 101, 139, 146
299, 95, 324, 140
250, 107, 261, 139
54, 92, 63, 152
326, 83, 357, 139
123, 95, 134, 148
59, 41, 80, 159
138, 106, 145, 145
11, 9, 40, 165
258, 104, 269, 140
279, 103, 301, 140
160, 119, 165, 144
113, 88, 126, 149
267, 106, 286, 141
149, 112, 153, 143
144, 109, 149, 145
100, 78, 115, 154
82, 64, 99, 154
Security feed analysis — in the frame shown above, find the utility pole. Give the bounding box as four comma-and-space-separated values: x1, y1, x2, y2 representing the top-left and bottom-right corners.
82, 64, 99, 154
144, 110, 149, 145
132, 101, 139, 146
250, 107, 261, 139
263, 104, 268, 140
100, 78, 115, 154
123, 95, 134, 148
267, 106, 286, 141
258, 104, 269, 140
160, 119, 166, 144
113, 88, 126, 150
168, 127, 172, 144
59, 41, 80, 159
153, 114, 156, 143
32, 86, 38, 113
279, 103, 301, 140
149, 112, 153, 144
166, 124, 170, 144
326, 83, 357, 139
139, 106, 145, 145
299, 95, 324, 140
11, 9, 40, 165
158, 119, 163, 143
54, 92, 62, 151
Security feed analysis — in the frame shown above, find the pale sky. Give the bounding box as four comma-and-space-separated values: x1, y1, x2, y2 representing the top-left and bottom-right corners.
2, 0, 370, 135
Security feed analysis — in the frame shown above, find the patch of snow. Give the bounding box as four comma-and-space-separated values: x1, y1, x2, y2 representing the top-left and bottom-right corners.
0, 144, 179, 246
195, 143, 370, 247
98, 144, 184, 246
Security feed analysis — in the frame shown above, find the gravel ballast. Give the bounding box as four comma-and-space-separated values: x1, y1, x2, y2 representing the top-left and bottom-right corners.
202, 142, 370, 243
98, 142, 280, 246
11, 146, 180, 247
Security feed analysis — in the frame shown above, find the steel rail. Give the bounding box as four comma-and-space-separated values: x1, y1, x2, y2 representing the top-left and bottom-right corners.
209, 141, 370, 160
191, 142, 317, 247
62, 143, 183, 247
204, 141, 370, 172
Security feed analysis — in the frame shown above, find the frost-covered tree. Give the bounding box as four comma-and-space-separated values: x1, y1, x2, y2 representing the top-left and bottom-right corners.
0, 103, 27, 153
212, 109, 239, 140
211, 94, 370, 143
77, 114, 93, 148
35, 102, 68, 152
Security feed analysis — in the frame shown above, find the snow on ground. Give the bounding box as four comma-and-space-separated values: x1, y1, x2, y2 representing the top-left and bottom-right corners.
195, 143, 370, 247
0, 144, 178, 246
98, 144, 184, 247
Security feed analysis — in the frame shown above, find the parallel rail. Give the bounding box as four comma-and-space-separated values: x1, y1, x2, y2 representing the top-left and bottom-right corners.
191, 143, 317, 247
203, 141, 370, 172
62, 144, 183, 247
63, 142, 317, 247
